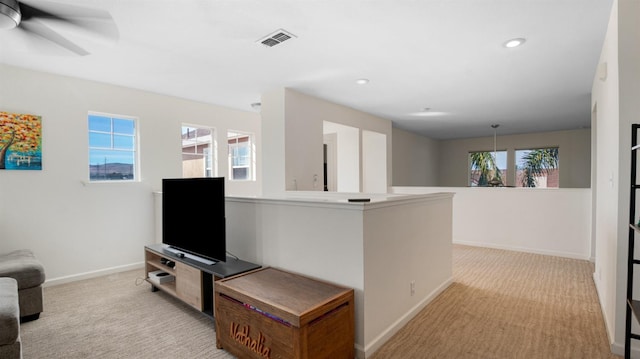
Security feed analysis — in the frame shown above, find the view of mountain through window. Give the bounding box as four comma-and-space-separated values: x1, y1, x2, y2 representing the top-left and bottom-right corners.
88, 113, 137, 181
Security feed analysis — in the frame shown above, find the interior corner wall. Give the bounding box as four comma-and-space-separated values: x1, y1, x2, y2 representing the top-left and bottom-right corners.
437, 129, 592, 188
274, 89, 393, 193
362, 130, 387, 193
391, 127, 440, 186
324, 121, 360, 192
283, 90, 325, 191
260, 88, 287, 195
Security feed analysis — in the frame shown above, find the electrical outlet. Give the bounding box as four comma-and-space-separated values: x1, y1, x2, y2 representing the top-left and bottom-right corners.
410, 281, 415, 296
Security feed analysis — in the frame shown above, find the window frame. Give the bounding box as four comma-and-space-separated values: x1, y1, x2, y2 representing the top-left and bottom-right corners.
181, 124, 217, 178
468, 150, 507, 187
514, 147, 559, 188
88, 111, 139, 182
227, 130, 255, 181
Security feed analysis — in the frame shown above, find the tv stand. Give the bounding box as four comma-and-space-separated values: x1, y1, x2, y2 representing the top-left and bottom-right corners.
144, 243, 260, 317
165, 247, 216, 265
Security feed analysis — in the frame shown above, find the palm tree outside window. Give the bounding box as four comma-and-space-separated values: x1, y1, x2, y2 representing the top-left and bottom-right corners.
515, 148, 559, 188
469, 150, 507, 186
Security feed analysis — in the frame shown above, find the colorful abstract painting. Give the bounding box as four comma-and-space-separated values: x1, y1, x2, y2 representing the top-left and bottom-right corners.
0, 111, 42, 170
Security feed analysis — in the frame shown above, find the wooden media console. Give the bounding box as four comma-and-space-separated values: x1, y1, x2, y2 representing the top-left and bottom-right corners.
144, 243, 261, 317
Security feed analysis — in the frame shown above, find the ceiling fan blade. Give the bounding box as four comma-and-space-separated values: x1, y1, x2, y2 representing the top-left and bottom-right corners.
19, 1, 113, 22
19, 2, 68, 22
19, 19, 89, 56
19, 1, 119, 40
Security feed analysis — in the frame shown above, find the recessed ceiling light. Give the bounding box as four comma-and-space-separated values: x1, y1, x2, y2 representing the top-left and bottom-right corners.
409, 110, 448, 117
355, 78, 369, 85
504, 38, 526, 48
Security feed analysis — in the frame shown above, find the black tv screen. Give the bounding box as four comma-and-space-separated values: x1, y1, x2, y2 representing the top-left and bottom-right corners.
162, 177, 226, 263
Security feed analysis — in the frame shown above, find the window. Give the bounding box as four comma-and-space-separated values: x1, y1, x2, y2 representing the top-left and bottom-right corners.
515, 148, 559, 188
182, 125, 215, 178
228, 130, 254, 181
88, 113, 137, 181
469, 150, 507, 186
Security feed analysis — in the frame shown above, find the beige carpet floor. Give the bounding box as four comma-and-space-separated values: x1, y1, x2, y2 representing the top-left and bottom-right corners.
20, 270, 233, 359
20, 245, 618, 358
370, 245, 619, 359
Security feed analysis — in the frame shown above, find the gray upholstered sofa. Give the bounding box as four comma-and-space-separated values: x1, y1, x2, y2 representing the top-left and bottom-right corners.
0, 249, 45, 321
0, 249, 45, 359
0, 277, 21, 359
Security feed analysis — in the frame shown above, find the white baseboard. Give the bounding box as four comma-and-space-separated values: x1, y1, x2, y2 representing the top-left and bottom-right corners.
592, 272, 622, 357
362, 277, 454, 358
453, 240, 590, 261
610, 341, 640, 358
43, 262, 144, 287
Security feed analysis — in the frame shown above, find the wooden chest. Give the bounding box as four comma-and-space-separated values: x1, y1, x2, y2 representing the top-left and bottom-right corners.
214, 267, 355, 359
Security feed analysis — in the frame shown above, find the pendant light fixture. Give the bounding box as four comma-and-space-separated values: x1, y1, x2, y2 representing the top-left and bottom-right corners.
488, 124, 502, 187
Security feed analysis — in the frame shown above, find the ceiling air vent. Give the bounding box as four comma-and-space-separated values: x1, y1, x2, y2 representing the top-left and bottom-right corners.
257, 29, 296, 47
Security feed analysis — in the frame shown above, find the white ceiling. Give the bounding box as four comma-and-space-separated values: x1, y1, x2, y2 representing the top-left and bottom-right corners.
0, 0, 614, 140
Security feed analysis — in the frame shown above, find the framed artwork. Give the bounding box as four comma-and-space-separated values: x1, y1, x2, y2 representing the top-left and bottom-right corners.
0, 111, 42, 170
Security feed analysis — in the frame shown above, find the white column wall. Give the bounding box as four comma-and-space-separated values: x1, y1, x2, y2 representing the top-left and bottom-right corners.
260, 88, 287, 194
363, 194, 453, 355
225, 192, 453, 358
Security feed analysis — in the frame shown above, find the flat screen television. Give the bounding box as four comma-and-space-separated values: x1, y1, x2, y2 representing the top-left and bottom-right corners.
162, 177, 226, 263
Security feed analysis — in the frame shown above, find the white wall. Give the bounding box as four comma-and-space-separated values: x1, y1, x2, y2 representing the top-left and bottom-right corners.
259, 88, 286, 194
591, 0, 621, 352
393, 187, 592, 260
261, 88, 393, 194
362, 130, 387, 193
591, 0, 640, 356
617, 4, 640, 355
437, 129, 591, 188
391, 127, 590, 188
324, 121, 360, 192
392, 127, 440, 186
0, 64, 261, 282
